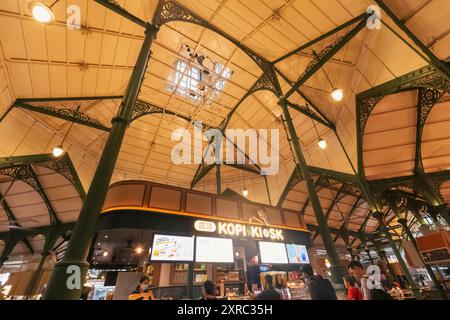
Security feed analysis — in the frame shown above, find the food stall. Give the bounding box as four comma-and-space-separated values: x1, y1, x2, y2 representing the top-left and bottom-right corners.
91, 180, 313, 300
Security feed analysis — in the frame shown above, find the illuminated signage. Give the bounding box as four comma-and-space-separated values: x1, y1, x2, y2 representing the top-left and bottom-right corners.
194, 220, 284, 241
194, 220, 216, 233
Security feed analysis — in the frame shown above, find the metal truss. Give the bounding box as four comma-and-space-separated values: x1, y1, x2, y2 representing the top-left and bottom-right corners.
284, 16, 368, 99
0, 101, 111, 132
356, 66, 449, 177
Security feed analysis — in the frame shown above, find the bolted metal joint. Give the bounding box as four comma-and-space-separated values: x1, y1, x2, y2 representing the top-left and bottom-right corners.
371, 211, 384, 220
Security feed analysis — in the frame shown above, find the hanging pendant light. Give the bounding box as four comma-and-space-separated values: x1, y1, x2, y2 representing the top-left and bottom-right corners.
331, 88, 344, 102
312, 119, 327, 150
52, 145, 65, 157
318, 138, 327, 150
29, 1, 59, 24
52, 111, 76, 157
242, 188, 249, 198
319, 64, 344, 102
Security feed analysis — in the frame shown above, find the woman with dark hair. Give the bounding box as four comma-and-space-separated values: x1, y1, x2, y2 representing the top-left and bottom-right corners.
128, 276, 154, 300
200, 280, 217, 300
132, 276, 151, 294
344, 276, 363, 300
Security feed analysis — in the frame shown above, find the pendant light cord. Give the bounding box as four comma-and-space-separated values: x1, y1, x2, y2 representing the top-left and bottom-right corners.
49, 0, 60, 8
60, 121, 75, 145
311, 119, 321, 139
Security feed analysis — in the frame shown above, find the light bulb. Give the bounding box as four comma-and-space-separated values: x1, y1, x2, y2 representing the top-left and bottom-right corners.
331, 88, 344, 101
102, 251, 109, 257
318, 139, 327, 150
242, 188, 248, 197
135, 246, 144, 255
29, 2, 55, 24
52, 145, 65, 157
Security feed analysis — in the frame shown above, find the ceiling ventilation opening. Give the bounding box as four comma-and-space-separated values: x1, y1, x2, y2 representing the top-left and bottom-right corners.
166, 43, 233, 105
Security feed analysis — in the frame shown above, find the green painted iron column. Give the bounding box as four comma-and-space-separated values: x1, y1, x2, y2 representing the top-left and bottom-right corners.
279, 98, 347, 288
416, 175, 449, 226
397, 218, 447, 300
0, 231, 21, 268
372, 212, 422, 299
216, 164, 221, 195
25, 225, 61, 299
365, 248, 375, 265
372, 241, 395, 285
43, 23, 159, 300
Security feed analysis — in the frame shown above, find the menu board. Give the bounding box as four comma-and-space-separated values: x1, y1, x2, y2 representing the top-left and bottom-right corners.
150, 234, 194, 262
196, 236, 234, 263
285, 244, 310, 264
258, 241, 288, 264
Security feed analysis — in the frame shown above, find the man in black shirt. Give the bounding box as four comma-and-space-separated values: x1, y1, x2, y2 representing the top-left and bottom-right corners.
300, 264, 337, 300
255, 274, 281, 300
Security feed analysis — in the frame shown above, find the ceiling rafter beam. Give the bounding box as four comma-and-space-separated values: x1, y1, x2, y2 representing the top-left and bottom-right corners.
0, 192, 34, 254
277, 166, 360, 207
275, 69, 334, 127
0, 154, 86, 200
311, 185, 345, 241
344, 195, 364, 228
306, 223, 370, 240
285, 16, 368, 99
350, 209, 372, 246
286, 101, 335, 129
375, 0, 450, 81
27, 166, 60, 225
0, 223, 75, 242
273, 13, 368, 65
11, 101, 111, 132
191, 162, 262, 190
276, 167, 302, 207
94, 0, 148, 28
16, 96, 123, 104
0, 231, 22, 265
0, 165, 60, 225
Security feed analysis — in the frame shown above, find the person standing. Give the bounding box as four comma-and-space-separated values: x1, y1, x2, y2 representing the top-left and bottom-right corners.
200, 280, 217, 300
128, 276, 154, 300
254, 274, 281, 300
299, 264, 337, 300
347, 261, 392, 300
344, 276, 363, 300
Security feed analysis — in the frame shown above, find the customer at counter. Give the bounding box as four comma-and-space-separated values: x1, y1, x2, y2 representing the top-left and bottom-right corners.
300, 265, 337, 300
128, 276, 154, 300
254, 275, 281, 300
200, 281, 217, 300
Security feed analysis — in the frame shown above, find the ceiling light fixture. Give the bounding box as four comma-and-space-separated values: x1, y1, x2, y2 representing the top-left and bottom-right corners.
318, 138, 327, 150
52, 145, 65, 157
312, 120, 327, 150
102, 251, 109, 257
135, 246, 144, 255
331, 88, 344, 102
317, 62, 344, 102
242, 188, 249, 198
29, 1, 59, 24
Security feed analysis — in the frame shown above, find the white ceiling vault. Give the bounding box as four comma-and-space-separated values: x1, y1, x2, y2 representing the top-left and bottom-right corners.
0, 0, 448, 251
